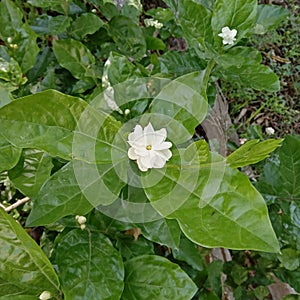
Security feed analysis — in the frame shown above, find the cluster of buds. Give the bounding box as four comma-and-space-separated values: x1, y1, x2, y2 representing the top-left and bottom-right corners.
75, 215, 87, 230
144, 18, 163, 29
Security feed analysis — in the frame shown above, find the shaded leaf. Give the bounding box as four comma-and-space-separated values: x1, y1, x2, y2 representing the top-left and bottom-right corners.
143, 141, 279, 252
0, 138, 22, 172
54, 229, 124, 300
9, 149, 53, 197
0, 208, 60, 298
122, 255, 197, 300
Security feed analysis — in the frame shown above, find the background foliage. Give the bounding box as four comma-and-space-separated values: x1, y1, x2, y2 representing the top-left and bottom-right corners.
0, 0, 299, 299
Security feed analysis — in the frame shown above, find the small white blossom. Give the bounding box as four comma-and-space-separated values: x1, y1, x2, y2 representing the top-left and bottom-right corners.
124, 109, 130, 115
7, 37, 13, 44
265, 127, 275, 135
144, 18, 163, 29
91, 8, 97, 13
127, 122, 172, 172
80, 224, 86, 230
39, 291, 51, 300
218, 26, 237, 45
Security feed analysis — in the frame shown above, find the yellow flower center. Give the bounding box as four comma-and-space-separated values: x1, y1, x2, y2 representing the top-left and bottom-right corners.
146, 145, 152, 150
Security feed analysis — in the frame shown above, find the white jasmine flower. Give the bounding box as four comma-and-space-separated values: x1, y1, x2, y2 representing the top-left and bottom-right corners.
218, 27, 237, 45
127, 122, 172, 172
265, 127, 275, 135
39, 291, 51, 300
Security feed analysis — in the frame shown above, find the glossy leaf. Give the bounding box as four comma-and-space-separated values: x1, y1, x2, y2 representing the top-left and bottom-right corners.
227, 139, 283, 168
108, 16, 146, 60
54, 229, 124, 300
53, 39, 98, 82
122, 255, 198, 300
27, 0, 69, 14
71, 13, 103, 39
9, 149, 53, 197
212, 0, 257, 43
0, 90, 87, 160
138, 218, 181, 249
257, 135, 300, 199
143, 141, 280, 252
0, 138, 22, 172
219, 63, 280, 92
150, 71, 208, 144
26, 162, 93, 226
26, 158, 126, 226
253, 4, 289, 34
31, 15, 72, 35
0, 208, 60, 298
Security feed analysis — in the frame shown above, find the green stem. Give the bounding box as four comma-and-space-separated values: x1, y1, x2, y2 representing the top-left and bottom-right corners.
203, 59, 216, 87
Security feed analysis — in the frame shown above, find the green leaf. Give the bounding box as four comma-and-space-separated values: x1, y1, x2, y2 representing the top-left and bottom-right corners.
177, 0, 213, 54
253, 4, 289, 35
219, 63, 280, 92
0, 137, 22, 172
257, 135, 300, 199
215, 46, 261, 68
26, 161, 93, 226
31, 15, 72, 35
122, 255, 198, 300
227, 139, 283, 168
0, 0, 23, 39
146, 36, 166, 51
28, 0, 69, 14
9, 149, 53, 197
71, 13, 103, 39
0, 208, 60, 298
108, 16, 146, 60
279, 248, 300, 271
138, 218, 181, 248
212, 0, 257, 43
143, 141, 280, 252
173, 235, 206, 272
54, 229, 124, 300
150, 71, 208, 144
116, 235, 154, 260
53, 39, 98, 82
0, 90, 88, 160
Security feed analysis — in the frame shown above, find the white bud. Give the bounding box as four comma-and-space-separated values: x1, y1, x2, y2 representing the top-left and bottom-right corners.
39, 291, 51, 300
75, 215, 86, 225
80, 224, 86, 230
91, 9, 97, 13
124, 109, 130, 115
7, 37, 13, 43
265, 127, 275, 135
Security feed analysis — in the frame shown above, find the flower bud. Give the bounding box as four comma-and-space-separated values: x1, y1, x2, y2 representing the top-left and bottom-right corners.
265, 127, 275, 135
39, 291, 51, 300
75, 215, 86, 225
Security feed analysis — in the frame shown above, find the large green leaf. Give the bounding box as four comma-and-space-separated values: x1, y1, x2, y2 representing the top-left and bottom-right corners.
71, 13, 104, 39
211, 0, 257, 44
218, 63, 280, 92
150, 71, 209, 144
0, 138, 22, 172
54, 229, 124, 300
122, 255, 198, 300
31, 15, 72, 35
9, 149, 53, 197
0, 208, 60, 298
143, 141, 279, 252
253, 4, 289, 34
0, 90, 87, 159
108, 16, 146, 60
177, 0, 213, 53
257, 135, 300, 200
27, 0, 69, 14
26, 159, 126, 226
53, 39, 98, 82
227, 139, 283, 168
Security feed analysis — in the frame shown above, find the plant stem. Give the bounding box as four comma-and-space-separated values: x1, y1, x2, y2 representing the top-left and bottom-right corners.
3, 197, 30, 212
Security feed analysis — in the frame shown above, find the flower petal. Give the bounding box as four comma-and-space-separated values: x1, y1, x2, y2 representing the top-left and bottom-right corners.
128, 147, 138, 160
153, 141, 172, 151
152, 155, 166, 169
136, 158, 149, 172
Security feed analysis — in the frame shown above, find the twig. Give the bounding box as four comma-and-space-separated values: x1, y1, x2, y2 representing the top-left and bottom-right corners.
0, 203, 6, 210
4, 197, 30, 212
